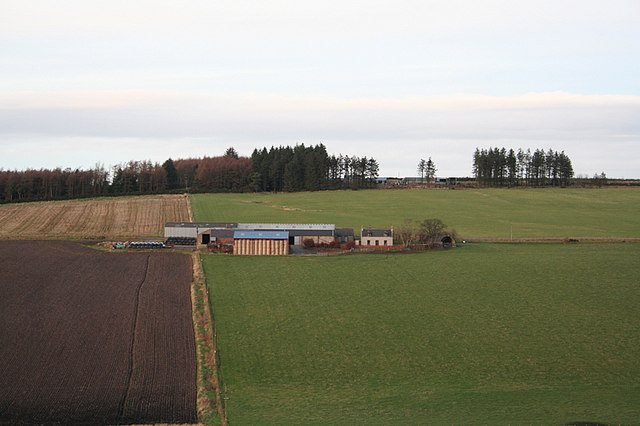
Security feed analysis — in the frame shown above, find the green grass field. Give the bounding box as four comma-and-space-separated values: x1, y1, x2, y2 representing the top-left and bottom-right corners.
202, 243, 640, 424
191, 187, 640, 239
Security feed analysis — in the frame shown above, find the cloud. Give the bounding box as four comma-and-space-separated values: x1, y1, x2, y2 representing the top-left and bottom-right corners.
1, 91, 639, 177
5, 90, 639, 110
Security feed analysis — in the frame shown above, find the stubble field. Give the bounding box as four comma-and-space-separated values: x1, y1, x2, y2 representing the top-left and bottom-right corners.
0, 194, 190, 240
0, 240, 197, 424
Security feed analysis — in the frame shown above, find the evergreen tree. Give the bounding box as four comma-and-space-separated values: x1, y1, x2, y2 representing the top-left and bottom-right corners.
418, 159, 427, 181
367, 158, 380, 185
224, 147, 239, 159
506, 149, 517, 187
425, 157, 437, 185
473, 147, 575, 187
162, 158, 179, 190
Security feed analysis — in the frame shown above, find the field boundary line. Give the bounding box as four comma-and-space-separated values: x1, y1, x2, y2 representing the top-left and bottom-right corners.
191, 252, 226, 425
465, 237, 640, 243
187, 194, 194, 222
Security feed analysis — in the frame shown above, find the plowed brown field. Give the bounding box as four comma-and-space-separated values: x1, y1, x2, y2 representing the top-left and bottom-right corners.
0, 194, 189, 239
0, 241, 197, 424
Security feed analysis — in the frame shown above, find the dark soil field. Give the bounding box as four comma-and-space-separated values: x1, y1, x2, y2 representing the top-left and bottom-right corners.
0, 241, 197, 424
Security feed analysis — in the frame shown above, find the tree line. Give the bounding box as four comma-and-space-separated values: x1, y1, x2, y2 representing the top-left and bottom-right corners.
472, 147, 574, 187
0, 145, 379, 203
250, 144, 379, 192
0, 165, 111, 203
0, 155, 252, 203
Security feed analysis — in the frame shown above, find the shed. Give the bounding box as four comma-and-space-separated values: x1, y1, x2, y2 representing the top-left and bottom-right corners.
165, 222, 238, 244
203, 229, 235, 245
335, 228, 355, 243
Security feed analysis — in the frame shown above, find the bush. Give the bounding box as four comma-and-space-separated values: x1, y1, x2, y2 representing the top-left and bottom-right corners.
302, 239, 316, 248
328, 240, 341, 248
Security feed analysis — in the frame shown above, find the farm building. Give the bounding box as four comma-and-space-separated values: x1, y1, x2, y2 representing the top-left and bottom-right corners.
375, 177, 403, 185
200, 228, 235, 245
336, 228, 355, 244
238, 223, 335, 246
233, 231, 290, 255
400, 177, 457, 186
164, 222, 236, 245
165, 222, 339, 247
359, 226, 394, 247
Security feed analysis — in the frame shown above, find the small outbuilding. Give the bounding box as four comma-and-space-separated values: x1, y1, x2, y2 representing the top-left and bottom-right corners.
335, 228, 355, 244
201, 229, 235, 245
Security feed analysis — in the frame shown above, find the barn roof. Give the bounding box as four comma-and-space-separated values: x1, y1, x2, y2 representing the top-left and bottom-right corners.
210, 229, 235, 238
237, 223, 335, 231
167, 222, 335, 236
165, 222, 237, 228
233, 231, 289, 240
336, 228, 355, 237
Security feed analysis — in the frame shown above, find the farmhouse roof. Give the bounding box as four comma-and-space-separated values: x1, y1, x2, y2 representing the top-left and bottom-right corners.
361, 228, 393, 237
233, 231, 289, 240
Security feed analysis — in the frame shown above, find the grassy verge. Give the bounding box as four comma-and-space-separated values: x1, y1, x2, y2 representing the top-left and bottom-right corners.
202, 243, 640, 423
191, 252, 225, 425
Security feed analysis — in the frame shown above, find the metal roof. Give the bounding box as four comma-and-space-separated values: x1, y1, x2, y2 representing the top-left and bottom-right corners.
165, 222, 237, 228
335, 228, 355, 236
209, 229, 235, 238
233, 231, 290, 240
166, 222, 335, 231
288, 229, 334, 236
237, 223, 335, 231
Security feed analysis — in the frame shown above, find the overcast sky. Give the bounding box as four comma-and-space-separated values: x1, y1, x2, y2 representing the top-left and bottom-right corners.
2, 0, 639, 177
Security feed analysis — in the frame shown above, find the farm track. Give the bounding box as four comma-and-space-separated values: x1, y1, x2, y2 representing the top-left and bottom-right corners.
118, 254, 150, 421
0, 194, 190, 239
0, 241, 197, 424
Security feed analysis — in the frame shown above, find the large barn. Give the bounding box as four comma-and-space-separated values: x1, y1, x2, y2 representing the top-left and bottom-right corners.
233, 231, 289, 255
164, 222, 340, 254
164, 222, 235, 246
239, 223, 335, 246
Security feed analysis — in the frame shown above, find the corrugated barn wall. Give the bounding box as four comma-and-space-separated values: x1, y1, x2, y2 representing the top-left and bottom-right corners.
233, 239, 289, 255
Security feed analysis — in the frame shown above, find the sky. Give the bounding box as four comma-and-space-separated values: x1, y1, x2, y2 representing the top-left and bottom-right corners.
1, 0, 639, 178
